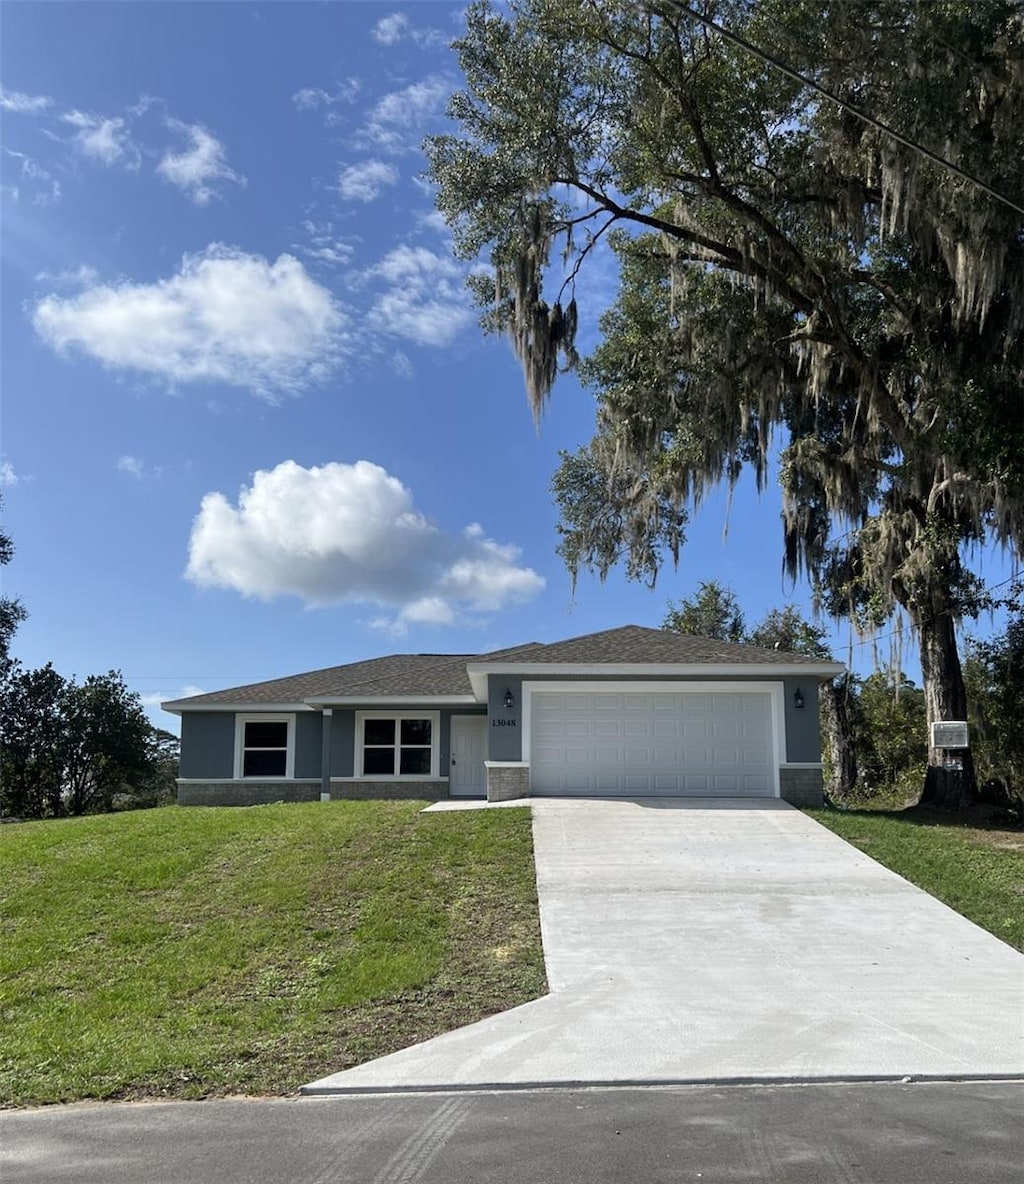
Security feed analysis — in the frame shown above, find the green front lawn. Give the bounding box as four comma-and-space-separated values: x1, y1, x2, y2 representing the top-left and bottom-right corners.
806, 805, 1024, 951
0, 801, 546, 1106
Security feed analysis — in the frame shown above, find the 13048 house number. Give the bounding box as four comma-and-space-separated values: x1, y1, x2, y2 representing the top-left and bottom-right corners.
491, 718, 517, 727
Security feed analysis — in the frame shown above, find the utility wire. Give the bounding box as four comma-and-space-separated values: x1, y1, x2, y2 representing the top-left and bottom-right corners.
841, 569, 1023, 649
651, 0, 1024, 218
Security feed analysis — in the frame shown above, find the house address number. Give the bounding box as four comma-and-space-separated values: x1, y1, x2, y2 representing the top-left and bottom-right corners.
491, 718, 517, 727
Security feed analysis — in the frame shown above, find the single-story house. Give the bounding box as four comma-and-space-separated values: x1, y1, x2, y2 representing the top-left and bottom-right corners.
163, 625, 844, 808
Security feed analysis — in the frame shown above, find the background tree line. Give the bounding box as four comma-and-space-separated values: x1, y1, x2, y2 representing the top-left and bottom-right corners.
663, 579, 1024, 817
1, 511, 178, 820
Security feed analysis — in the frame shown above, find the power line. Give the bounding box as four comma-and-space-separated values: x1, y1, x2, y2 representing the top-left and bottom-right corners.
125, 676, 270, 681
653, 0, 1024, 218
841, 569, 1023, 649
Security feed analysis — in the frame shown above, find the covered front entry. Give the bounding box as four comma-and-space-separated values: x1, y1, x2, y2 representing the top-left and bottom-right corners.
450, 715, 488, 797
527, 685, 778, 797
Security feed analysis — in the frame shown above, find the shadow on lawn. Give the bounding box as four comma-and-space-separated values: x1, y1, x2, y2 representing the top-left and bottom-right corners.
826, 800, 1024, 834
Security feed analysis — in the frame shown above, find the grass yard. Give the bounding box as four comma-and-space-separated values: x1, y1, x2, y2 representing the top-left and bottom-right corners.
0, 801, 546, 1107
806, 804, 1024, 952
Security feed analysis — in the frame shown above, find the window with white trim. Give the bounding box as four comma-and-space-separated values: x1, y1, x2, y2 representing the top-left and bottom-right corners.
235, 715, 295, 778
356, 712, 438, 778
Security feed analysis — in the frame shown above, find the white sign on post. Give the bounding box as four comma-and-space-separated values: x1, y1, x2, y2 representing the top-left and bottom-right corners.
930, 721, 969, 749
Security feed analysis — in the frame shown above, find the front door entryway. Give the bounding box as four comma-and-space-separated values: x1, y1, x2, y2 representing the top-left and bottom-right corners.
450, 715, 487, 797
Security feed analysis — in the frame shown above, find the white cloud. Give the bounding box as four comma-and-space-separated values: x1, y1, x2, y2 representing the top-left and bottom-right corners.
417, 208, 449, 236
5, 150, 61, 205
33, 180, 61, 207
33, 245, 349, 399
0, 86, 52, 115
35, 264, 99, 288
294, 220, 357, 268
292, 80, 360, 111
141, 685, 207, 709
371, 12, 447, 50
117, 455, 144, 479
372, 13, 409, 45
62, 110, 138, 167
337, 159, 399, 202
128, 94, 161, 118
157, 120, 244, 205
362, 75, 452, 152
367, 244, 459, 287
185, 460, 544, 628
362, 244, 472, 346
1, 461, 20, 487
391, 350, 414, 378
117, 454, 163, 480
6, 149, 49, 181
141, 685, 208, 731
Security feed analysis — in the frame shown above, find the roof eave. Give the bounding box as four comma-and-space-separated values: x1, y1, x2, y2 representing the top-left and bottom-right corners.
467, 661, 846, 681
304, 694, 478, 707
164, 695, 479, 713
161, 701, 316, 715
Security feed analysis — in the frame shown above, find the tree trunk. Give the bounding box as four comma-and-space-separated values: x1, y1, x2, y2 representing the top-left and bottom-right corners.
917, 609, 975, 807
819, 675, 857, 802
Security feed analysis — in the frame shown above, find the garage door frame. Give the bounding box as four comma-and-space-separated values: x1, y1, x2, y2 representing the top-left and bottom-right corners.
521, 680, 787, 798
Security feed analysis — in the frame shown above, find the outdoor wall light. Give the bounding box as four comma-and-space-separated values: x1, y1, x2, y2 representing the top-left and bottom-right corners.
504, 688, 515, 710
793, 688, 805, 710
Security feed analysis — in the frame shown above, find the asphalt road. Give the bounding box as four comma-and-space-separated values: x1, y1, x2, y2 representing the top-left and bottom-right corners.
2, 1081, 1021, 1184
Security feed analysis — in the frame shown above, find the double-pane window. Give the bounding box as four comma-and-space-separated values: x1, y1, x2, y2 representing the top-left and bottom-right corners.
362, 717, 433, 776
241, 719, 289, 777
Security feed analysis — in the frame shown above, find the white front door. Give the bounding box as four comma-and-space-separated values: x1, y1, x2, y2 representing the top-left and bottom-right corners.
450, 715, 487, 797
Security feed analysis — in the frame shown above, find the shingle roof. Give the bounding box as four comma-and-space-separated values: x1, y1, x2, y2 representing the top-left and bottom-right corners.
163, 624, 836, 709
163, 653, 477, 707
474, 624, 827, 666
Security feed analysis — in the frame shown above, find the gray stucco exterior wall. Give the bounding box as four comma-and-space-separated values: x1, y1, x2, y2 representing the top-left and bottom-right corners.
330, 710, 355, 777
179, 713, 235, 779
782, 676, 823, 763
487, 676, 523, 761
294, 711, 323, 779
179, 710, 322, 781
438, 711, 452, 777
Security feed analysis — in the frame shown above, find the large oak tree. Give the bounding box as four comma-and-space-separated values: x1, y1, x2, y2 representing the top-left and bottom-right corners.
428, 0, 1024, 804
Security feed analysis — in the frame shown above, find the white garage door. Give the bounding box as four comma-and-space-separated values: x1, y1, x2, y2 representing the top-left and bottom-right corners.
529, 689, 775, 796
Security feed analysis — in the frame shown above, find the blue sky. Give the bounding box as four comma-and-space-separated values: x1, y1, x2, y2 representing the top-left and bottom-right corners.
1, 1, 1012, 730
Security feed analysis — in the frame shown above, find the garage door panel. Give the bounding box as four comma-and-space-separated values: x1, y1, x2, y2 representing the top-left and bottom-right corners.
530, 688, 775, 797
594, 744, 623, 764
621, 695, 651, 712
536, 721, 568, 739
595, 694, 624, 712
623, 741, 653, 758
624, 774, 653, 792
624, 721, 652, 738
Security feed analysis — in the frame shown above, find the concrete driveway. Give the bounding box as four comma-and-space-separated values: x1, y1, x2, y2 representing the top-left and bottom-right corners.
305, 799, 1023, 1092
